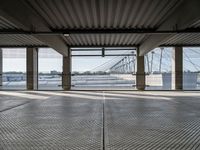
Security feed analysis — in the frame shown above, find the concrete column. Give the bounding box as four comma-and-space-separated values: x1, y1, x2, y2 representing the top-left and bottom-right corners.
172, 47, 183, 90
26, 48, 38, 90
136, 48, 145, 90
0, 48, 2, 86
62, 49, 71, 90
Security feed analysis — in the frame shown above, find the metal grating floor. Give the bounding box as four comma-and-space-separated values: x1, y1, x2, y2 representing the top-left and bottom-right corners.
0, 92, 103, 150
104, 92, 200, 150
1, 91, 200, 149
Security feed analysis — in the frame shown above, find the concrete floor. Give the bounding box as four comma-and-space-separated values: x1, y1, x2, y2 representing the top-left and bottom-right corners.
0, 91, 200, 150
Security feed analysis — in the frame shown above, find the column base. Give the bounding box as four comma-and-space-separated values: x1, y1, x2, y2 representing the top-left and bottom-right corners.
136, 87, 145, 91
63, 86, 71, 91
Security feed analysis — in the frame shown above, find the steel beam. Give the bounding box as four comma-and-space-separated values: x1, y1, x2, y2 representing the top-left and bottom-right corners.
0, 45, 48, 48
71, 48, 136, 51
160, 44, 200, 47
71, 54, 135, 57
1, 28, 200, 35
70, 45, 139, 48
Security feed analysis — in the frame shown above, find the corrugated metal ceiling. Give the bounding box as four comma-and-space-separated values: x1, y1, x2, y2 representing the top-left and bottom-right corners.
64, 34, 148, 46
0, 16, 19, 30
189, 20, 200, 28
25, 0, 181, 29
162, 33, 200, 46
0, 34, 46, 46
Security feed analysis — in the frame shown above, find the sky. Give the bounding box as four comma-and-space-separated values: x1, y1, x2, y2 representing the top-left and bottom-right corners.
2, 47, 200, 73
72, 57, 113, 72
3, 48, 63, 73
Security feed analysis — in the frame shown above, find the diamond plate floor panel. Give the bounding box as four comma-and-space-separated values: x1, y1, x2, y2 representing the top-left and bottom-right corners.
104, 94, 200, 150
0, 95, 103, 150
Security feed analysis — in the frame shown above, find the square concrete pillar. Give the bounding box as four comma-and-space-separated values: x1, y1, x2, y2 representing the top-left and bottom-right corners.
136, 48, 145, 90
172, 47, 183, 90
62, 49, 71, 90
0, 48, 2, 86
27, 48, 38, 90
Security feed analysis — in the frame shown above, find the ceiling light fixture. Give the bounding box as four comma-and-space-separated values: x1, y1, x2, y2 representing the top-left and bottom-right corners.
64, 34, 70, 37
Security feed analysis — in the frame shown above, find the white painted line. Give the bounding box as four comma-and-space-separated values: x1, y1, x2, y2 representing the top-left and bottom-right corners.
103, 91, 106, 102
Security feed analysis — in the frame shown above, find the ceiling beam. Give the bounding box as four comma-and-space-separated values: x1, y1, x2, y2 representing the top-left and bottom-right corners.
53, 28, 157, 34
0, 0, 68, 56
71, 54, 136, 57
69, 45, 138, 48
1, 28, 200, 35
0, 45, 48, 48
71, 48, 136, 51
160, 44, 200, 47
139, 0, 200, 56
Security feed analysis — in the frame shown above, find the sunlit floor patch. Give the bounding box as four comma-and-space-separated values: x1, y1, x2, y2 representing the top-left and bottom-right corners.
0, 91, 49, 100
28, 91, 121, 100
